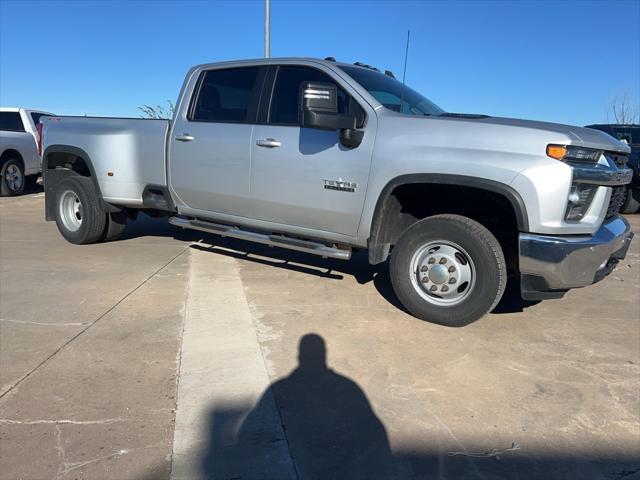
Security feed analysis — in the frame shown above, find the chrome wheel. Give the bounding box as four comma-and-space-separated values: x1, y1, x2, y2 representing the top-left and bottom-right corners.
59, 190, 83, 232
5, 164, 23, 192
410, 240, 475, 306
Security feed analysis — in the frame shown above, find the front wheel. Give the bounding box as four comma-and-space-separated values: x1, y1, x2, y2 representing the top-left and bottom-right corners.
390, 214, 507, 327
54, 176, 107, 244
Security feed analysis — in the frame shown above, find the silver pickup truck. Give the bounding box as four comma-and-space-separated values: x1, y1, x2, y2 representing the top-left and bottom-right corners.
41, 57, 634, 326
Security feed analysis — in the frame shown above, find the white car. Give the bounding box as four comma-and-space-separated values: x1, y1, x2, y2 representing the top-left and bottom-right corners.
1, 107, 54, 196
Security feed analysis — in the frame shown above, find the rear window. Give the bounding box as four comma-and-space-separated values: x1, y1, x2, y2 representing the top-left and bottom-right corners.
587, 125, 639, 145
0, 112, 25, 131
190, 67, 262, 123
611, 127, 639, 145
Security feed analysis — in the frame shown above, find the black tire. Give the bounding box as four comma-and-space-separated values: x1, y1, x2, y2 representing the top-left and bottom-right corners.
620, 187, 640, 214
54, 176, 107, 244
101, 211, 128, 242
390, 214, 507, 327
1, 158, 25, 196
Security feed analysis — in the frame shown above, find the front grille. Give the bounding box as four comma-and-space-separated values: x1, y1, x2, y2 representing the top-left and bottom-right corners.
606, 185, 626, 218
604, 152, 629, 218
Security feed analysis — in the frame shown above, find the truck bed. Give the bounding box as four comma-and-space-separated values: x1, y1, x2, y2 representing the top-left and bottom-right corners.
42, 116, 170, 206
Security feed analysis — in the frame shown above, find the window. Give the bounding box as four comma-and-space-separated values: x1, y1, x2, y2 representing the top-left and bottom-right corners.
0, 112, 25, 131
269, 66, 364, 126
339, 65, 444, 117
612, 126, 639, 146
191, 67, 262, 123
30, 112, 51, 127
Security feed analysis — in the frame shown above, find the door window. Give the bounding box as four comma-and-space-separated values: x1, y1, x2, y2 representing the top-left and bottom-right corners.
0, 112, 25, 131
269, 66, 364, 127
190, 67, 262, 123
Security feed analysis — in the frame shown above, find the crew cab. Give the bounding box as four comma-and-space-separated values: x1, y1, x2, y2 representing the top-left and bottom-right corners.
40, 58, 634, 326
1, 107, 53, 196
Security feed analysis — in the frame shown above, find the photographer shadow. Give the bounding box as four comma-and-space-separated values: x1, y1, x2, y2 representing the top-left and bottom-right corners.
200, 334, 397, 479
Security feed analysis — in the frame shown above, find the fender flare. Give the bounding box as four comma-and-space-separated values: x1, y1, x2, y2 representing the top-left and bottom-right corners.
367, 174, 529, 264
42, 145, 117, 220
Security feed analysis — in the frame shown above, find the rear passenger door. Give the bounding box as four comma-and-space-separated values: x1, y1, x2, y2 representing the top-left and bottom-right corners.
249, 64, 376, 236
169, 66, 266, 216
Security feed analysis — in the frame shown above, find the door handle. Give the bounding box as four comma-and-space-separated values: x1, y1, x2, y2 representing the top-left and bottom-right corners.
175, 133, 194, 142
256, 138, 281, 148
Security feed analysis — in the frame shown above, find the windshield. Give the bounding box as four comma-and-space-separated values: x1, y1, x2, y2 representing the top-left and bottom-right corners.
339, 65, 444, 116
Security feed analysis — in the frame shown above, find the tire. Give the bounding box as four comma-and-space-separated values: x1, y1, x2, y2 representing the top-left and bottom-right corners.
54, 176, 107, 244
1, 158, 25, 196
620, 186, 640, 214
390, 214, 507, 327
101, 211, 128, 242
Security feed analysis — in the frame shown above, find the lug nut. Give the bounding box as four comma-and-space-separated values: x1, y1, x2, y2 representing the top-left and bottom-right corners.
422, 277, 429, 283
420, 265, 428, 272
430, 285, 437, 292
428, 257, 436, 264
448, 266, 456, 273
441, 285, 449, 292
439, 258, 447, 264
448, 277, 457, 284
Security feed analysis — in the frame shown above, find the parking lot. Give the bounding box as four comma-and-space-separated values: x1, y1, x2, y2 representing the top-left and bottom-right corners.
1, 189, 638, 480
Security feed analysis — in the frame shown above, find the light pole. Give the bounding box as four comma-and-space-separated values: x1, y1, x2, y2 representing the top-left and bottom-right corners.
264, 0, 270, 58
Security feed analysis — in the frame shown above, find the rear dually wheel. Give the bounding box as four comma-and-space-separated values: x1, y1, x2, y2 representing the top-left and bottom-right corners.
54, 176, 107, 244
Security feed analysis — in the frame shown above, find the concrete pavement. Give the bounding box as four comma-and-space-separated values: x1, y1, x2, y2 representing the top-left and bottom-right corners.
1, 190, 639, 479
0, 191, 198, 479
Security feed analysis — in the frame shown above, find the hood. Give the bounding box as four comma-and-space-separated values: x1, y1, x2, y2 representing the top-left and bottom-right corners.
445, 115, 631, 154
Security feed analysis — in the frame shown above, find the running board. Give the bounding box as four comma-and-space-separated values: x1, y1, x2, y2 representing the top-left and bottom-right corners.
169, 217, 352, 260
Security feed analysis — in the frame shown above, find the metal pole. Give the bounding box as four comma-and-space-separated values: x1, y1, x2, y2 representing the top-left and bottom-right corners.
399, 30, 410, 114
264, 0, 270, 58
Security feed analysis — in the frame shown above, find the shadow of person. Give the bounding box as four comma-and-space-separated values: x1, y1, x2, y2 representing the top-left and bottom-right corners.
201, 334, 396, 479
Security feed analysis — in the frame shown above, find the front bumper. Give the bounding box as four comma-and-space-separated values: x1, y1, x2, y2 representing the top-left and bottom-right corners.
519, 215, 634, 300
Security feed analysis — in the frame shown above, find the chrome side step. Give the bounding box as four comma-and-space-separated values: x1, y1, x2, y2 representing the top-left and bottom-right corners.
169, 217, 352, 260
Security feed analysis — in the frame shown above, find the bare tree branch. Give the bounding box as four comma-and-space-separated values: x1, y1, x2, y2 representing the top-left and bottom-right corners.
138, 100, 176, 120
607, 91, 639, 124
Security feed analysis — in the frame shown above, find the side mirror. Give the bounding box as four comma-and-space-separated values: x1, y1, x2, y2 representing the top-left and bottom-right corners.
300, 81, 355, 131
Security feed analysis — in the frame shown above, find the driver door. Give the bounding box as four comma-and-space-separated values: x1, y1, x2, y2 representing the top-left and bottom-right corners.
249, 64, 376, 237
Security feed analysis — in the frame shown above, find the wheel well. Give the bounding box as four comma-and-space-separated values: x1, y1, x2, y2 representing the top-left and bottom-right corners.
368, 182, 521, 271
45, 151, 92, 177
1, 149, 24, 168
43, 149, 102, 221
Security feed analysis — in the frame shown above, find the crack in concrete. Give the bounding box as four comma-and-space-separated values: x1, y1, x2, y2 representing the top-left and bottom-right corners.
432, 405, 485, 480
0, 248, 189, 401
52, 422, 136, 480
1, 418, 129, 425
0, 318, 88, 327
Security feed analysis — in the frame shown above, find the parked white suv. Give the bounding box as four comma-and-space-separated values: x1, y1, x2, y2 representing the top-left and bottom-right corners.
0, 107, 53, 196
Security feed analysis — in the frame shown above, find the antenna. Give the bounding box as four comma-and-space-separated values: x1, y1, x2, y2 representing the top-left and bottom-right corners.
399, 30, 410, 114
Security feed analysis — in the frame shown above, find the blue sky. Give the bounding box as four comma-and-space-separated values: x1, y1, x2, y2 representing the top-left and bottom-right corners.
1, 0, 638, 125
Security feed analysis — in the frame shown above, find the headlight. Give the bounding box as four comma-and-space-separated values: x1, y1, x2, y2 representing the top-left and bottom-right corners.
547, 144, 603, 164
565, 183, 597, 221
